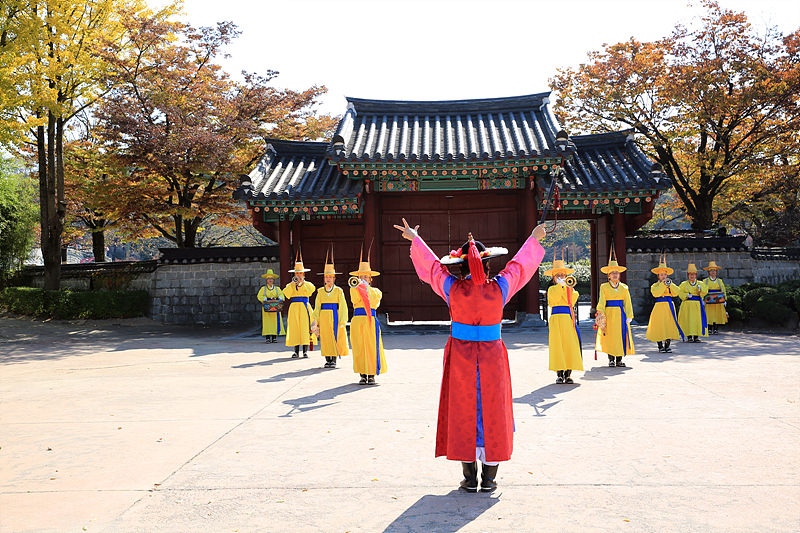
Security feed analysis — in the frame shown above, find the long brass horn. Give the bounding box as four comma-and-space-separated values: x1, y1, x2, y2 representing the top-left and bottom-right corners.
565, 275, 577, 287
348, 276, 360, 288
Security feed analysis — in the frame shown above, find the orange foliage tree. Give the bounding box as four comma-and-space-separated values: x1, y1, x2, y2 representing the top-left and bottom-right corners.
550, 0, 800, 231
95, 12, 337, 247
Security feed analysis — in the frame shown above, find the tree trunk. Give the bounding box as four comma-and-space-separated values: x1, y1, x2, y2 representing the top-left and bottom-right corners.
41, 111, 62, 290
92, 229, 106, 262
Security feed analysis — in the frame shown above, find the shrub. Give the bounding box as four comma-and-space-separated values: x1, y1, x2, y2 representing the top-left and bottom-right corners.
793, 290, 800, 314
726, 293, 743, 311
753, 298, 793, 325
727, 307, 746, 322
742, 287, 777, 309
0, 287, 149, 319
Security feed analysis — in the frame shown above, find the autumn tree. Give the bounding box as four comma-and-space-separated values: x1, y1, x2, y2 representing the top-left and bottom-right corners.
551, 0, 800, 231
0, 0, 164, 288
96, 14, 337, 248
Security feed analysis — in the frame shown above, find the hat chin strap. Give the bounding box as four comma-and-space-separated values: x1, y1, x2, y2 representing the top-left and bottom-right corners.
468, 240, 486, 285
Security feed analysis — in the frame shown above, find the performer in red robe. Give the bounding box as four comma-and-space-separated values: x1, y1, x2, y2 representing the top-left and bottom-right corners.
395, 219, 546, 492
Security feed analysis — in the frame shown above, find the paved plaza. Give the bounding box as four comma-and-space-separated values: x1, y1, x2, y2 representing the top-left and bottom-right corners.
1, 314, 799, 533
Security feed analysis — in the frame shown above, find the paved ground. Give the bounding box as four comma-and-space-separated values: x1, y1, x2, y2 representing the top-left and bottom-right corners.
1, 313, 799, 533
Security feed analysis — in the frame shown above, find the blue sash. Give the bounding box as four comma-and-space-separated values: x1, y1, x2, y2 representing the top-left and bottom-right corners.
551, 305, 582, 349
604, 300, 631, 356
321, 303, 339, 342
687, 295, 708, 335
655, 296, 684, 341
451, 322, 502, 342
354, 307, 382, 375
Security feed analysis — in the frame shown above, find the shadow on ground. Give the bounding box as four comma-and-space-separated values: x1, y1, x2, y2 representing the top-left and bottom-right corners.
382, 490, 499, 533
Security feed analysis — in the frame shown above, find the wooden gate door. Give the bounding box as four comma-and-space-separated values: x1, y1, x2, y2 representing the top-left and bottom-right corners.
380, 191, 520, 321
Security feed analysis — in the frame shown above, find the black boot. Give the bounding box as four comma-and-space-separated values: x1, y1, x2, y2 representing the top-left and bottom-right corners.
480, 463, 499, 493
271, 335, 277, 343
302, 345, 309, 358
460, 461, 478, 492
292, 345, 300, 358
367, 375, 376, 385
359, 374, 367, 385
664, 339, 672, 353
608, 355, 615, 367
564, 369, 573, 384
556, 370, 564, 384
616, 356, 625, 367
329, 356, 336, 368
657, 341, 664, 353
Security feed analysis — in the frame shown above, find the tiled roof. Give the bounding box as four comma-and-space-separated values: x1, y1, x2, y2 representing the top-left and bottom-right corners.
234, 139, 362, 201
329, 93, 574, 163
561, 131, 670, 193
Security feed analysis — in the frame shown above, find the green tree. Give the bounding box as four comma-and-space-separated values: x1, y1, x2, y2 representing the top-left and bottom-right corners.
0, 157, 37, 284
550, 0, 800, 230
95, 14, 337, 247
0, 0, 165, 288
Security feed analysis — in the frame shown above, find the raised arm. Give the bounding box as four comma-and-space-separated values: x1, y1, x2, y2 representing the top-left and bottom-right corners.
495, 233, 546, 304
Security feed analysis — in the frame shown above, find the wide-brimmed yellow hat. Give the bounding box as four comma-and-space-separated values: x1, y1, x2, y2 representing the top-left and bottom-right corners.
651, 262, 674, 275
703, 260, 723, 271
651, 252, 673, 275
349, 244, 380, 277
317, 246, 342, 276
261, 268, 280, 279
287, 249, 311, 273
600, 247, 626, 274
544, 259, 575, 277
687, 263, 699, 274
601, 260, 627, 274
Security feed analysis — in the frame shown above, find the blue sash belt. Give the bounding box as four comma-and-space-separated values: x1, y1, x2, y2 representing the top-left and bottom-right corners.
604, 300, 631, 356
551, 306, 582, 349
687, 295, 708, 335
451, 322, 502, 342
655, 296, 684, 341
354, 307, 382, 375
321, 303, 339, 342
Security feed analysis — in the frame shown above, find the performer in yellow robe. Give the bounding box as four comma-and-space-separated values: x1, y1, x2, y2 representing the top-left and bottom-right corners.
313, 249, 349, 368
645, 255, 683, 352
677, 263, 709, 342
545, 258, 583, 383
257, 269, 285, 342
283, 256, 316, 358
703, 260, 727, 334
349, 254, 386, 385
596, 256, 635, 367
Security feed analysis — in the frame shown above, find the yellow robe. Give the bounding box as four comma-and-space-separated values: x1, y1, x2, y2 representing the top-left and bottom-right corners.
283, 281, 317, 347
705, 277, 728, 325
548, 284, 583, 371
257, 285, 285, 336
350, 285, 387, 375
313, 285, 350, 357
646, 282, 682, 342
678, 280, 709, 337
596, 282, 635, 357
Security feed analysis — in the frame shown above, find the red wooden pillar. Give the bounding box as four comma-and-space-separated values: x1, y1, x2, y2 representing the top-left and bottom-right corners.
522, 179, 540, 317
362, 185, 379, 275
590, 218, 598, 316
613, 210, 627, 284
279, 218, 291, 285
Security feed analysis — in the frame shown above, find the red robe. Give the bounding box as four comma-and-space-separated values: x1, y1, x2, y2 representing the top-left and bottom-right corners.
410, 235, 544, 462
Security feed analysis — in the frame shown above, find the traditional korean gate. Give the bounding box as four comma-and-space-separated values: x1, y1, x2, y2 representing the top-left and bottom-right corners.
380, 191, 521, 321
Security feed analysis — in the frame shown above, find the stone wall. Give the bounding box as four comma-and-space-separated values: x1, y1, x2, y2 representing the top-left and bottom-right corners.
626, 250, 800, 318
150, 260, 279, 325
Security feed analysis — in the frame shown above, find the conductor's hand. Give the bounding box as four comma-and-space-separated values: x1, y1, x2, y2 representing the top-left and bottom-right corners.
393, 218, 419, 241
532, 224, 547, 241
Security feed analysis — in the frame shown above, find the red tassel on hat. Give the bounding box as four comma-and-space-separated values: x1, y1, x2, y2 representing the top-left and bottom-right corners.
468, 239, 486, 285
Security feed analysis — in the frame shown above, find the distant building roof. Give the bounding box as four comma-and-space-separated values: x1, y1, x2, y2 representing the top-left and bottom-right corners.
329, 93, 574, 163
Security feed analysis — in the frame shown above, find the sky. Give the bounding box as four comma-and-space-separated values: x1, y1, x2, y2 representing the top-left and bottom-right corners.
169, 0, 799, 118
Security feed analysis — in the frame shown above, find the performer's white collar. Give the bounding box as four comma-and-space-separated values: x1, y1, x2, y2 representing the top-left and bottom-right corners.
709, 276, 717, 281
610, 281, 620, 289
689, 280, 697, 286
